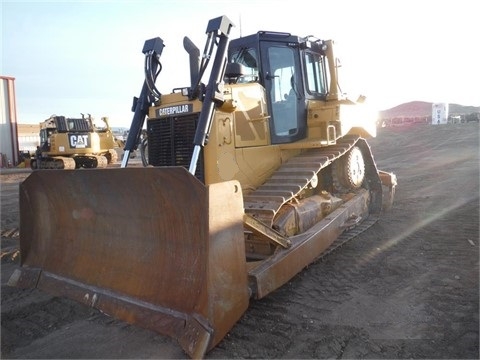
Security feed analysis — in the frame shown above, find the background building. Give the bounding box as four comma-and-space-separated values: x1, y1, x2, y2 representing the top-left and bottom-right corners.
17, 123, 40, 155
0, 76, 19, 167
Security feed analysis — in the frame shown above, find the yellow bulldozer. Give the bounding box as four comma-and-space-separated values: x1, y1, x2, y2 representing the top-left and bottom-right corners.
30, 113, 119, 169
10, 16, 396, 358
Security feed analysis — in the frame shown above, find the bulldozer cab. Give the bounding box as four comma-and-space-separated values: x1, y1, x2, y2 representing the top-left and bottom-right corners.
228, 32, 331, 144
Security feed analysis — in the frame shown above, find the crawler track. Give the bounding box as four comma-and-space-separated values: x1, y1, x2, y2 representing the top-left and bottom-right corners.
243, 136, 384, 226
33, 155, 108, 169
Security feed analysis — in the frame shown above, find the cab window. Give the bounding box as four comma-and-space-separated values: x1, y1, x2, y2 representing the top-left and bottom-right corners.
229, 47, 259, 83
304, 52, 327, 96
267, 46, 298, 136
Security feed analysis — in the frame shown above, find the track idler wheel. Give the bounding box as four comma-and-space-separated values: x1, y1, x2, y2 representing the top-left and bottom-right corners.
332, 146, 365, 192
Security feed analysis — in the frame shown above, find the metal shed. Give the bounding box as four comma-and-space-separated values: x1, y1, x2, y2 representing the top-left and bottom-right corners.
0, 76, 19, 167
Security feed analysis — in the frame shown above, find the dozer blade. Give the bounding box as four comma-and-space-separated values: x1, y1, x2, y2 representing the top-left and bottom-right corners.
9, 167, 250, 358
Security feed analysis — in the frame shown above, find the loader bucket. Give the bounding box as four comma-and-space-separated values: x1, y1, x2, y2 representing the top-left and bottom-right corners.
10, 167, 250, 358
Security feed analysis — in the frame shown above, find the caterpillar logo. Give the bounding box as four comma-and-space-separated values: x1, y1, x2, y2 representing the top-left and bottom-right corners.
69, 134, 89, 148
156, 104, 193, 117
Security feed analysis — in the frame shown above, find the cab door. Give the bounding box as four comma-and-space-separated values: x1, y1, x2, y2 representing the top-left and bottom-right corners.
260, 41, 306, 144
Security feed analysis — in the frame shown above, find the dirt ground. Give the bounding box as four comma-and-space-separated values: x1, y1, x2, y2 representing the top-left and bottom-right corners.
1, 123, 479, 359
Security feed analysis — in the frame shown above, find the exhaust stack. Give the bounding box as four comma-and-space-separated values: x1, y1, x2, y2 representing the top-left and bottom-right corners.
183, 36, 200, 91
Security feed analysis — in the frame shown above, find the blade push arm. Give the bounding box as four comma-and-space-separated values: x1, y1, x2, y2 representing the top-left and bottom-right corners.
188, 16, 234, 175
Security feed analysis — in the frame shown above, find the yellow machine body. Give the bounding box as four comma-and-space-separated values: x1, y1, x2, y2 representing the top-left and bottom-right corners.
32, 114, 118, 169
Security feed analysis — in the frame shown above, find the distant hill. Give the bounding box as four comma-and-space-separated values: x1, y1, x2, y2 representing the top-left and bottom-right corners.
379, 101, 480, 119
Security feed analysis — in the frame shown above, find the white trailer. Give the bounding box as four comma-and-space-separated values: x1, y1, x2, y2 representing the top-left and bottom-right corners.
432, 103, 449, 125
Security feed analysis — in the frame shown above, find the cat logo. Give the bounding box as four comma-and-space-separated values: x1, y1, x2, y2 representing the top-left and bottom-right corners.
69, 134, 89, 148
156, 104, 193, 117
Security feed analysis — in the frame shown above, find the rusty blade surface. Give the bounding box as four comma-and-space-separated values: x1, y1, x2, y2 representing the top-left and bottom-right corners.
16, 167, 249, 358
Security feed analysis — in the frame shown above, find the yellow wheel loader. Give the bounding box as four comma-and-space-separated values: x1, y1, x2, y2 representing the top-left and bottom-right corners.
10, 16, 396, 359
30, 114, 118, 169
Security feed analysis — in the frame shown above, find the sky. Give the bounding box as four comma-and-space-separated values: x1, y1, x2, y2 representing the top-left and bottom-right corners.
1, 0, 479, 128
